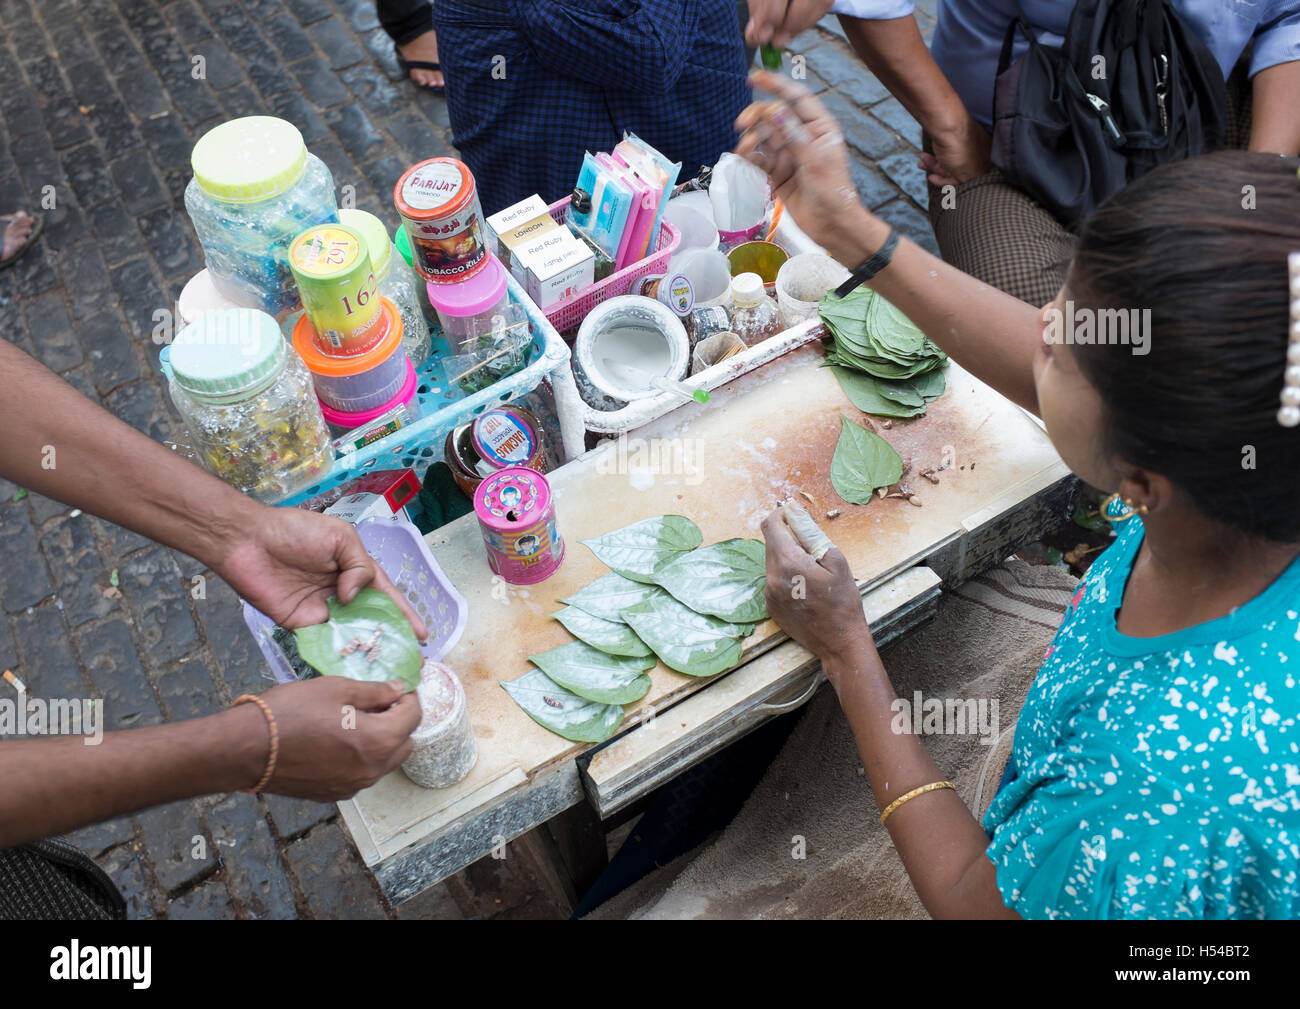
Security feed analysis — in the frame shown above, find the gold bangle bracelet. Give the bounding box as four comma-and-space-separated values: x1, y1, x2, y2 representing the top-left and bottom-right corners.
879, 780, 957, 826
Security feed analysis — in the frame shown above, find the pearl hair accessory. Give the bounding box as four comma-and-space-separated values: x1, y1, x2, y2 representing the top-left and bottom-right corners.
1280, 251, 1300, 428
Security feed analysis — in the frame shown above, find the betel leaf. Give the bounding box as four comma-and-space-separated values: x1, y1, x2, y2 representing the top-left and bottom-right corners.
528, 641, 654, 705
292, 588, 423, 691
552, 605, 652, 658
501, 669, 625, 742
831, 415, 904, 505
559, 572, 670, 622
622, 593, 752, 677
581, 515, 704, 584
652, 538, 769, 624
909, 368, 947, 401
830, 367, 926, 419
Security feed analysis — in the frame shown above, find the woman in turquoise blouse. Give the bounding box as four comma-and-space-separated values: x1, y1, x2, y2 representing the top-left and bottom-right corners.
735, 72, 1300, 918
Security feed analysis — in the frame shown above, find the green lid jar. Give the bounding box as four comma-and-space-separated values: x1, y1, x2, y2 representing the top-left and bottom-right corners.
190, 117, 309, 204
168, 308, 333, 501
170, 308, 289, 403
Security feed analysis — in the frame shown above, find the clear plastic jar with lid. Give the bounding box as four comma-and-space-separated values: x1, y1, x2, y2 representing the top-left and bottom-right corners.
728, 272, 784, 346
184, 117, 338, 317
166, 308, 333, 502
339, 208, 431, 365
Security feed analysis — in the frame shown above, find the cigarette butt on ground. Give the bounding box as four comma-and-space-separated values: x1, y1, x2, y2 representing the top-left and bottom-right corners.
2, 669, 27, 692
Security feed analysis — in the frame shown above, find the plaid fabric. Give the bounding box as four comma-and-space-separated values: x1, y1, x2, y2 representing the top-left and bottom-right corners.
431, 0, 750, 214
926, 63, 1255, 307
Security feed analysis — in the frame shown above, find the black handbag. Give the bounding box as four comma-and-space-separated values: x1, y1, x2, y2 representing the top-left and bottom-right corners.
0, 837, 127, 920
990, 0, 1227, 228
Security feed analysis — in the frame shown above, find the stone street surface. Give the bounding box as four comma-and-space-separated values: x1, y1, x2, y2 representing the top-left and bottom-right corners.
0, 1, 937, 917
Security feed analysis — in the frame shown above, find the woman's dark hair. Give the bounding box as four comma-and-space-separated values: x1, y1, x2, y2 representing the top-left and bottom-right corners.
1068, 151, 1300, 543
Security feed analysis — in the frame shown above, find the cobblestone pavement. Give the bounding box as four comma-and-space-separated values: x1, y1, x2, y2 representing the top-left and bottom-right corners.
0, 1, 936, 918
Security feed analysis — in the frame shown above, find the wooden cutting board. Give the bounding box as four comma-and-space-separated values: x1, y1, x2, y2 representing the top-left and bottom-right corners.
350, 343, 1064, 845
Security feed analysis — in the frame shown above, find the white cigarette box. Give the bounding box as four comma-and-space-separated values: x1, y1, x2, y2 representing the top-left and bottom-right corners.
515, 230, 594, 308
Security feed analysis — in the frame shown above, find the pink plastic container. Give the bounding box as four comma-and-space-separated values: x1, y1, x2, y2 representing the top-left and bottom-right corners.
541, 197, 681, 335
473, 467, 564, 585
427, 253, 510, 344
320, 359, 420, 437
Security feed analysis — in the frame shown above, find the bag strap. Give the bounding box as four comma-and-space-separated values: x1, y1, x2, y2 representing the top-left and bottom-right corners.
997, 4, 1038, 76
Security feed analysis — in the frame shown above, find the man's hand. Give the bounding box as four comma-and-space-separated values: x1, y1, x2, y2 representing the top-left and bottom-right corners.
919, 116, 992, 188
745, 0, 836, 48
249, 677, 423, 801
212, 505, 428, 639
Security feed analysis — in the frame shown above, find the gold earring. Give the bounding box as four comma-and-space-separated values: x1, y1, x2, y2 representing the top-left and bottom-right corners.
1102, 493, 1147, 523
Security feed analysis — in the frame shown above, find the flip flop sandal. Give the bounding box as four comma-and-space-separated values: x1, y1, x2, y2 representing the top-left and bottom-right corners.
395, 47, 445, 94
0, 213, 42, 270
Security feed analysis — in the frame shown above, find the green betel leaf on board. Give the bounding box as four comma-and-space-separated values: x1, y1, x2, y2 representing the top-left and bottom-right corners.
830, 367, 927, 418
559, 572, 671, 622
501, 669, 625, 742
527, 641, 655, 705
831, 415, 904, 505
622, 593, 752, 677
581, 515, 704, 583
552, 606, 652, 658
909, 367, 947, 402
292, 588, 422, 691
652, 538, 769, 624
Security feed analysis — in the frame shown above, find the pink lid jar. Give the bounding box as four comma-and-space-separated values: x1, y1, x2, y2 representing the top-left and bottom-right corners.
427, 254, 510, 345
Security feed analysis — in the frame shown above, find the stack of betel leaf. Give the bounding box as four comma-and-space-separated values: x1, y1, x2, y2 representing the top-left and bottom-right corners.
820, 287, 948, 419
501, 516, 767, 744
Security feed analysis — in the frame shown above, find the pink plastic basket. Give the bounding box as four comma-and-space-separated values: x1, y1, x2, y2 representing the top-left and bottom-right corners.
542, 197, 681, 335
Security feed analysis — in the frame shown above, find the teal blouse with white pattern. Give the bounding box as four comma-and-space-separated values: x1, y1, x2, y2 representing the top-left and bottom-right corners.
983, 516, 1300, 918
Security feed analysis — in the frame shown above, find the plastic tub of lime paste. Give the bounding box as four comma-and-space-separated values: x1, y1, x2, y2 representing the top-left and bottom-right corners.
401, 658, 478, 789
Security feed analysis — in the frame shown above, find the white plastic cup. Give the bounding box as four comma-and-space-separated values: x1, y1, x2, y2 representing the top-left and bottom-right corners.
663, 201, 719, 253
775, 254, 851, 326
673, 248, 733, 307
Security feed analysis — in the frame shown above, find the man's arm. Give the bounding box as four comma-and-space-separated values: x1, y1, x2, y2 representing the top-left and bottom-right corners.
838, 15, 991, 184
1248, 61, 1300, 156
0, 340, 425, 635
0, 677, 421, 849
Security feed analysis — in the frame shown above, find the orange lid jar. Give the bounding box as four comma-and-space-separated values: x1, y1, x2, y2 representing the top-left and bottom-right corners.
393, 158, 488, 284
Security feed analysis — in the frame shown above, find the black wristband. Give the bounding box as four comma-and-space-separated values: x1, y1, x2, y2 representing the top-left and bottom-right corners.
833, 227, 899, 299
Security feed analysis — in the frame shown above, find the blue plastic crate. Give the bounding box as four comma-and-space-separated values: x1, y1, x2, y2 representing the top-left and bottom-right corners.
279, 271, 570, 507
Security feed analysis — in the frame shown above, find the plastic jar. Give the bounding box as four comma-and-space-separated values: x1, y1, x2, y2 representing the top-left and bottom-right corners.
401, 659, 477, 789
166, 308, 333, 502
339, 208, 431, 366
177, 268, 259, 329
288, 223, 385, 357
443, 405, 547, 498
322, 359, 421, 442
394, 225, 440, 327
729, 272, 784, 346
426, 254, 510, 347
184, 117, 338, 316
393, 158, 488, 283
293, 298, 410, 413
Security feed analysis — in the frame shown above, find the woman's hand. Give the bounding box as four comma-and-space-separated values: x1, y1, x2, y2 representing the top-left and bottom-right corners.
245, 677, 423, 801
736, 70, 886, 265
761, 507, 871, 675
212, 505, 429, 640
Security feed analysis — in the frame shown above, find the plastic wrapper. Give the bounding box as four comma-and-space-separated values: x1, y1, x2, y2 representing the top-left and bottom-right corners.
445, 303, 533, 395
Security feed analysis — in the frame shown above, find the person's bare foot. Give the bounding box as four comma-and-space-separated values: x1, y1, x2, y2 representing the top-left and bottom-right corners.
398, 30, 444, 90
1, 211, 36, 262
